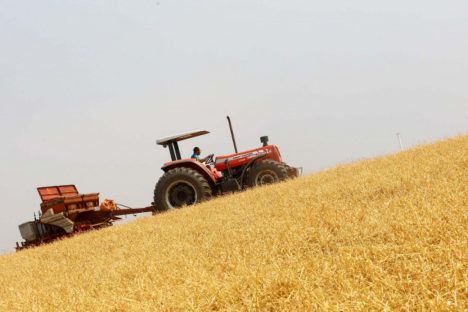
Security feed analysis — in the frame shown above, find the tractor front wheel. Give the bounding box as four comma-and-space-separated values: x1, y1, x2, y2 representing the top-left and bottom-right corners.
246, 160, 289, 187
154, 167, 212, 211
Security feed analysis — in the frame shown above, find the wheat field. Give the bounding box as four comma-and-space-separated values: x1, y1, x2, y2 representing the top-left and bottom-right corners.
0, 136, 467, 311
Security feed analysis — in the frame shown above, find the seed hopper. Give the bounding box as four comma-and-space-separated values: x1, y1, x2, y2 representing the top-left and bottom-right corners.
16, 185, 155, 250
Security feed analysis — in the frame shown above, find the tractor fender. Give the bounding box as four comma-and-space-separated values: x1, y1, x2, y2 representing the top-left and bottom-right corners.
161, 159, 219, 184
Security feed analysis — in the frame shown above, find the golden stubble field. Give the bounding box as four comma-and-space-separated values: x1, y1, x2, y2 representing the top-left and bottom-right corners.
0, 136, 467, 311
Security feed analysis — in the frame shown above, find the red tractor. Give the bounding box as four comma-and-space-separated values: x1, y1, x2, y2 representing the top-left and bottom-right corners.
14, 117, 300, 250
153, 117, 301, 211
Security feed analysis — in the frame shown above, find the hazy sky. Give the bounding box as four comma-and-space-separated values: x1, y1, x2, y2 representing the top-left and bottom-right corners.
1, 0, 467, 253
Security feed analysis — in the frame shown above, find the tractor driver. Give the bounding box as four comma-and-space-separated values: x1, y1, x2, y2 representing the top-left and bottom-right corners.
191, 147, 214, 163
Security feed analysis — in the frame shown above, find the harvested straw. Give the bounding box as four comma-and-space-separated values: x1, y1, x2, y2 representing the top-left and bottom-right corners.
0, 136, 466, 311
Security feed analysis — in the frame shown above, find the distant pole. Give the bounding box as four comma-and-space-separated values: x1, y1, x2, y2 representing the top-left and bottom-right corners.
396, 133, 404, 151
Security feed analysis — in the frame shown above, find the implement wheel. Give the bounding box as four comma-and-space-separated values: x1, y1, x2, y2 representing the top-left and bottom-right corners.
246, 160, 289, 187
154, 167, 212, 211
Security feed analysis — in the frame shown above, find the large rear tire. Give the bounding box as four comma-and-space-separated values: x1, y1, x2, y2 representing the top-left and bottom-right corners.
154, 167, 212, 212
246, 160, 289, 187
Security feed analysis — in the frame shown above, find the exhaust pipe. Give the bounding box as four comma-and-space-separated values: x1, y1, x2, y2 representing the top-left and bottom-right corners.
227, 116, 238, 153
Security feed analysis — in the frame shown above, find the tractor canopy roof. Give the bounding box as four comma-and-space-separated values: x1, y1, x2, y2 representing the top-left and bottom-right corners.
156, 130, 210, 146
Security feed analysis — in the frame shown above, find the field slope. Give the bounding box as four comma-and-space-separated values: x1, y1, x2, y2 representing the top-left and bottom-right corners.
1, 136, 467, 311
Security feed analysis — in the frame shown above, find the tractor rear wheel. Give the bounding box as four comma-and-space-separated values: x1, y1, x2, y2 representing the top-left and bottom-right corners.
154, 167, 212, 211
246, 160, 289, 187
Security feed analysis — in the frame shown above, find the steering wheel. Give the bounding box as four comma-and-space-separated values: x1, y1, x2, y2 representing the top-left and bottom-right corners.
205, 154, 215, 165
